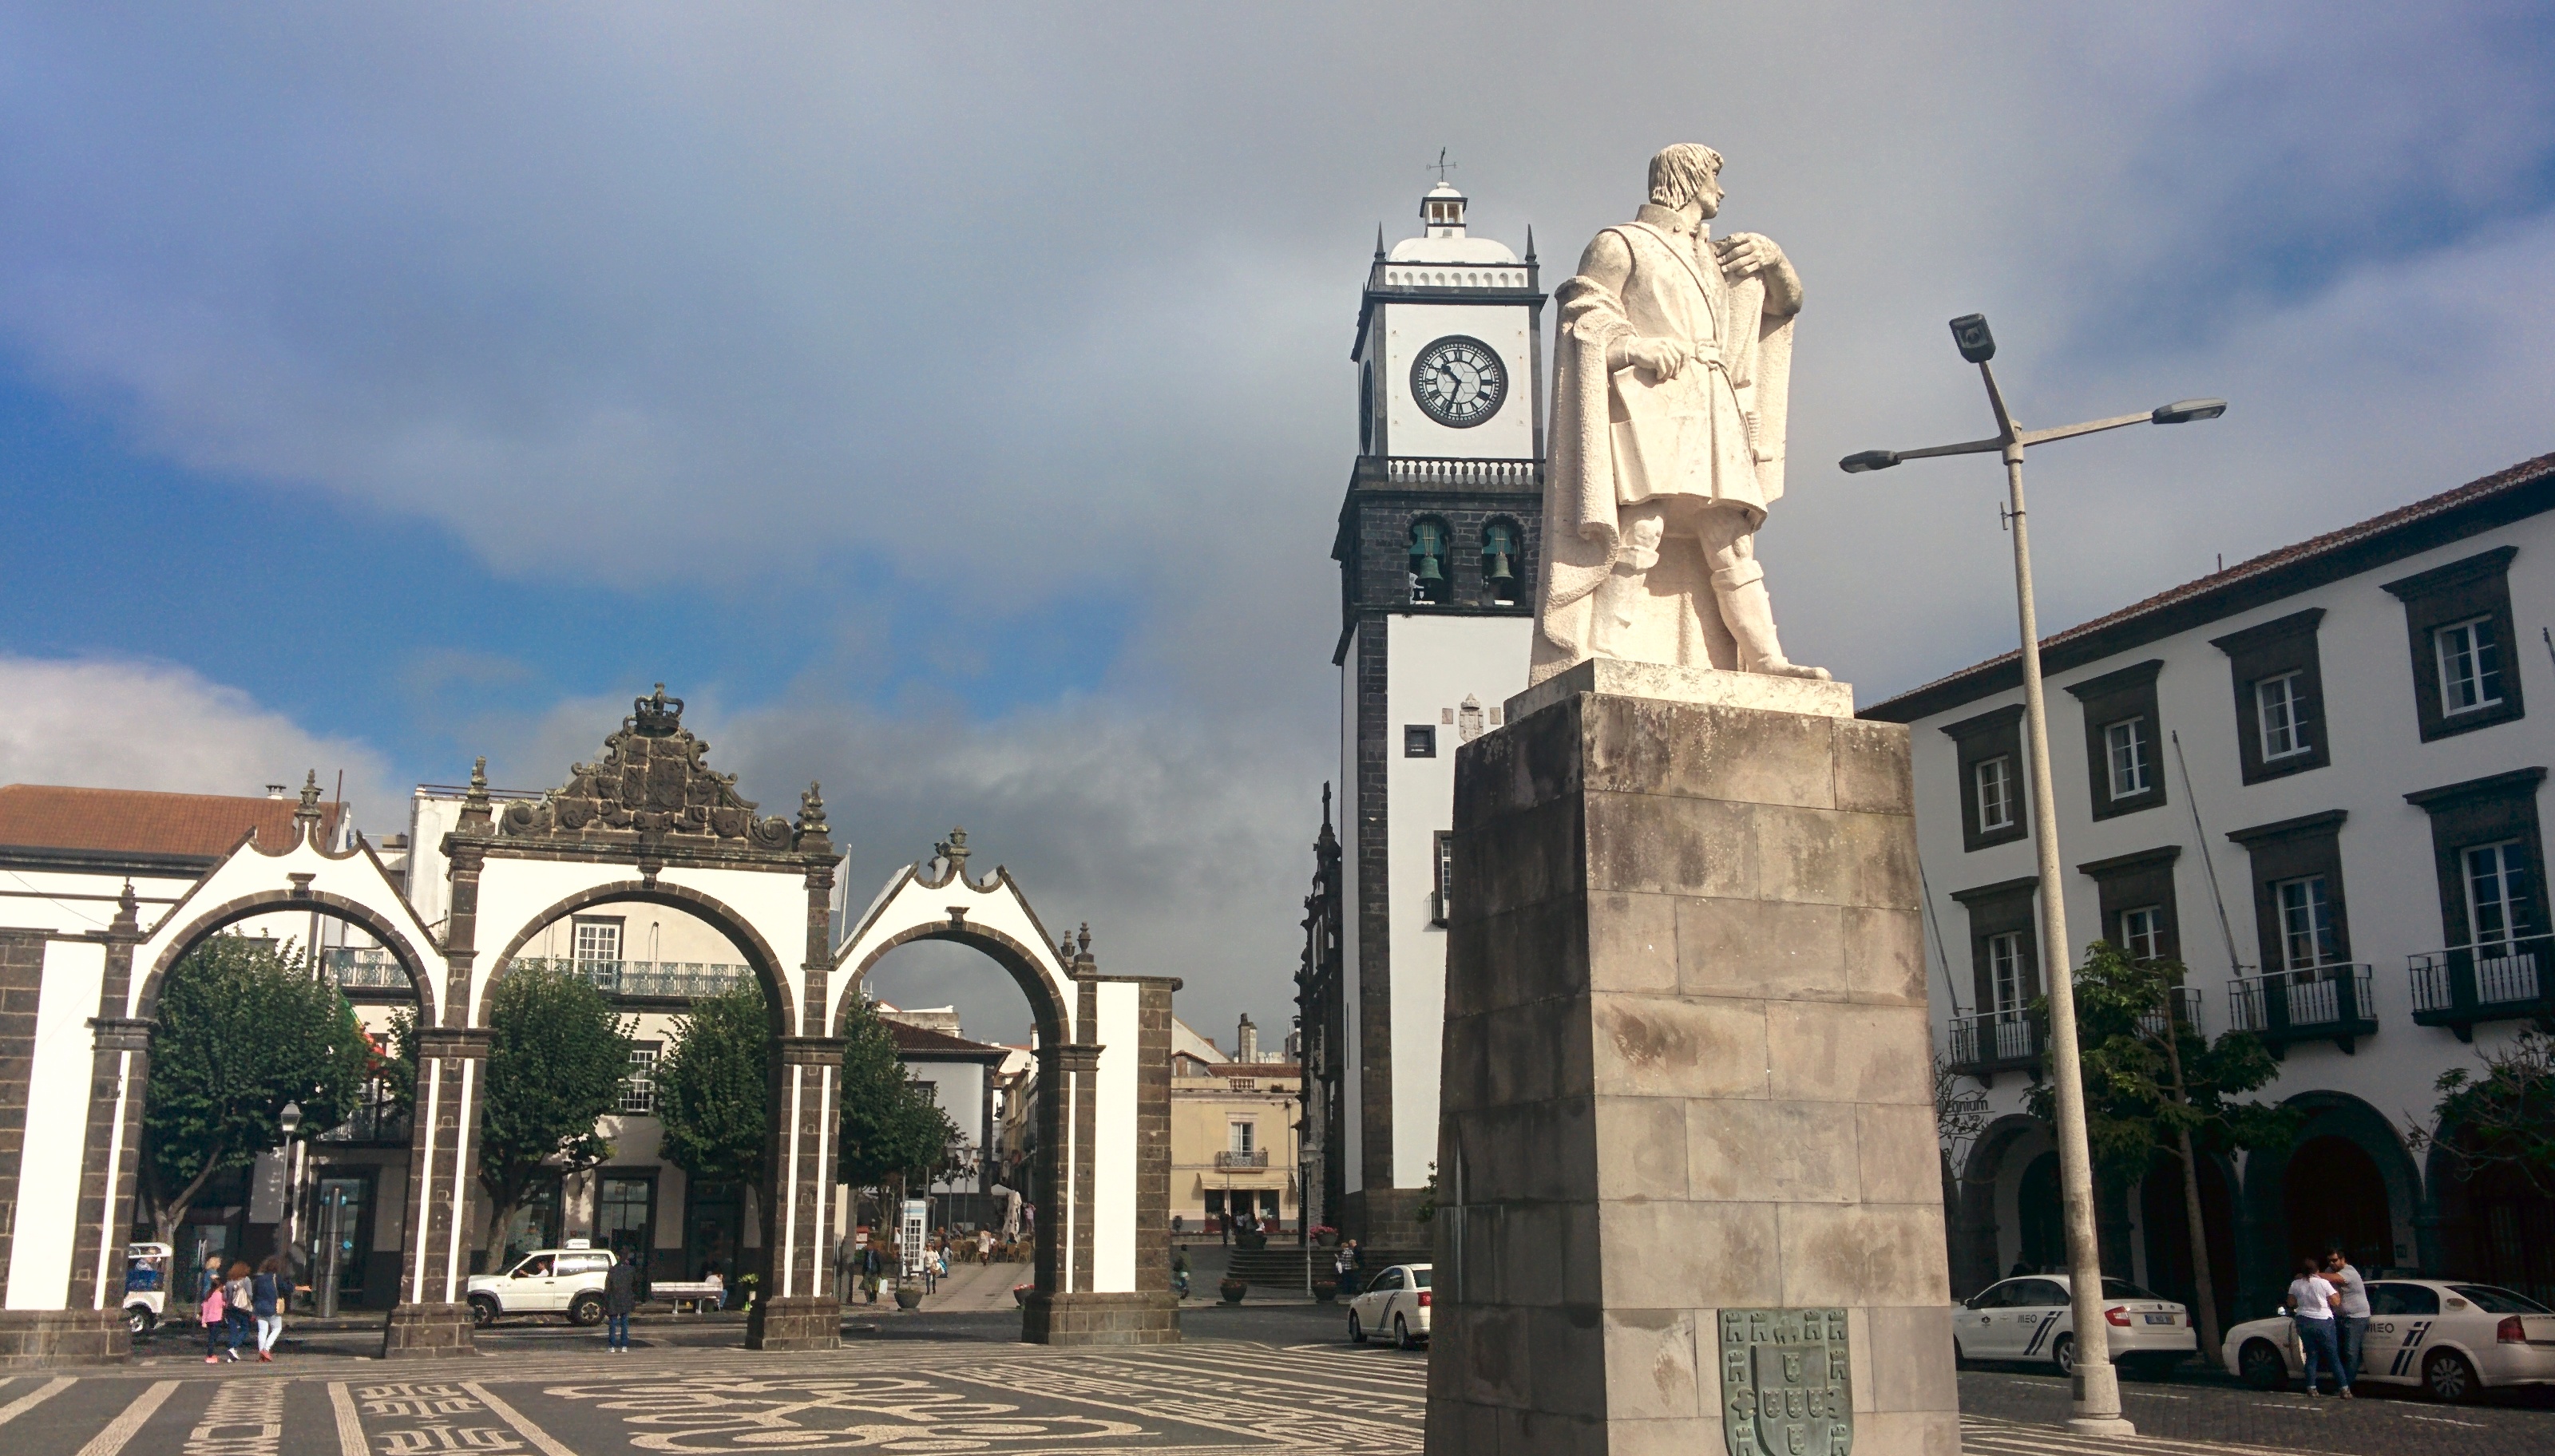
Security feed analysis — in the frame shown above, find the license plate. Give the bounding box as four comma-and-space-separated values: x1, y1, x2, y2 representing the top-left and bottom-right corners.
2143, 1313, 2176, 1324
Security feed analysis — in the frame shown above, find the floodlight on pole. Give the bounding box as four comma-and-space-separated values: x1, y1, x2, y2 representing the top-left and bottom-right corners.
1840, 313, 2223, 1438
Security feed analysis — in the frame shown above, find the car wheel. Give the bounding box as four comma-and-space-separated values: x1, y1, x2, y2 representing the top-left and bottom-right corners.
1348, 1311, 1366, 1345
125, 1305, 155, 1338
1396, 1315, 1416, 1351
568, 1292, 605, 1327
2051, 1334, 2076, 1378
469, 1295, 500, 1327
2423, 1349, 2478, 1405
2237, 1339, 2287, 1391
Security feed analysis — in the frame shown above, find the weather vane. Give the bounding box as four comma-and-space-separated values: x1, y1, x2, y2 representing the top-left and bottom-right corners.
1428, 148, 1457, 184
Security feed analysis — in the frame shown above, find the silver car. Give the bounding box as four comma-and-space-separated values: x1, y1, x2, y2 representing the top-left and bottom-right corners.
1348, 1263, 1432, 1350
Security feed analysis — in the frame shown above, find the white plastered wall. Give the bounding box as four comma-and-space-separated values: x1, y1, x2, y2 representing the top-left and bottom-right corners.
1382, 611, 1533, 1190
1372, 300, 1538, 461
3, 940, 105, 1310
1089, 979, 1141, 1294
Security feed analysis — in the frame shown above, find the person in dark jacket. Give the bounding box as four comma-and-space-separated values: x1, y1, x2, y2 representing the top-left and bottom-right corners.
251, 1256, 287, 1361
603, 1256, 639, 1351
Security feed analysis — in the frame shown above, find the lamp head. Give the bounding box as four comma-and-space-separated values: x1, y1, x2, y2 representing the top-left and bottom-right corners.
2151, 398, 2228, 425
1949, 313, 1996, 364
1839, 449, 1902, 473
279, 1102, 303, 1135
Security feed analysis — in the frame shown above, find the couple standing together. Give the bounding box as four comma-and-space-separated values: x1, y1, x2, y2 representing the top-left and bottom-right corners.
2285, 1248, 2371, 1396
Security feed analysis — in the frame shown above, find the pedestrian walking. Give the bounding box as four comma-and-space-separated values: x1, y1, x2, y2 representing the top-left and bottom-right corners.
2323, 1248, 2371, 1383
1171, 1247, 1191, 1300
2285, 1256, 2348, 1397
1334, 1239, 1361, 1300
977, 1228, 992, 1265
200, 1281, 229, 1363
604, 1255, 638, 1351
251, 1256, 286, 1361
218, 1261, 252, 1361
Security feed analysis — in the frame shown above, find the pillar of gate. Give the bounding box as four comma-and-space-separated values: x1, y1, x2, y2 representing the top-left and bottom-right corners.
749, 1035, 847, 1349
380, 1027, 488, 1357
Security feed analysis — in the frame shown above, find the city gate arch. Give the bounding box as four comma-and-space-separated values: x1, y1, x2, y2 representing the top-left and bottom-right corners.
834, 838, 1178, 1345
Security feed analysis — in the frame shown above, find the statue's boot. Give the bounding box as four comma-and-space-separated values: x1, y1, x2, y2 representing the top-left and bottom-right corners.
1713, 564, 1831, 680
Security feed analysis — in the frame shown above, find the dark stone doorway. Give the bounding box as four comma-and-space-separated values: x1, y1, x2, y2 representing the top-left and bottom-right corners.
2284, 1135, 2390, 1273
2018, 1152, 2065, 1272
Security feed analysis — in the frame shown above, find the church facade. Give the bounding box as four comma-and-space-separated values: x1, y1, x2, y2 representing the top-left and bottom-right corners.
1309, 180, 1546, 1244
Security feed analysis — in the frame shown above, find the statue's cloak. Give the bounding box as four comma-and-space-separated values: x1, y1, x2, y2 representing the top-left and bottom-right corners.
1529, 224, 1796, 684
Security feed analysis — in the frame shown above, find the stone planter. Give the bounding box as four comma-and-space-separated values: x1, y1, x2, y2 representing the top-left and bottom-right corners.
893, 1284, 923, 1312
1217, 1278, 1247, 1305
1313, 1231, 1339, 1248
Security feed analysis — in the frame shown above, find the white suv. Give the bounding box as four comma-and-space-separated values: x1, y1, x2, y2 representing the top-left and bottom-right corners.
466, 1247, 617, 1327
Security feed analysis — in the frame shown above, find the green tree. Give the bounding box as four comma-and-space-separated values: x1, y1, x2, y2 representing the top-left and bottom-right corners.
474, 963, 634, 1256
654, 979, 771, 1189
2026, 941, 2296, 1361
836, 995, 961, 1208
2413, 1028, 2555, 1195
144, 935, 370, 1242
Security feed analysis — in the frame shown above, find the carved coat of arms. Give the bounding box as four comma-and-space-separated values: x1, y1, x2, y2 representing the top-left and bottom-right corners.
1721, 1308, 1851, 1456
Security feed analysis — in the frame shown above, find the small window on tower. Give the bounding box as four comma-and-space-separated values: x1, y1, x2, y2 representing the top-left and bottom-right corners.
1408, 518, 1450, 603
1404, 725, 1436, 758
1482, 520, 1521, 603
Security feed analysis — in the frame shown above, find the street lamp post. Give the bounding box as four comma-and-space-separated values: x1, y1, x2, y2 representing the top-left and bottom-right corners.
1842, 314, 2223, 1437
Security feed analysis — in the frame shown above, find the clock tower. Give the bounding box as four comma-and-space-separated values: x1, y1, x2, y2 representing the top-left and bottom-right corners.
1314, 178, 1545, 1248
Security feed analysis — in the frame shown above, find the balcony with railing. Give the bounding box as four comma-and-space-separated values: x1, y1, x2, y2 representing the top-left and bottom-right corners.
322, 947, 413, 995
2134, 986, 2206, 1042
2408, 932, 2553, 1039
315, 1088, 410, 1145
1214, 1149, 1271, 1171
2225, 964, 2378, 1054
511, 956, 751, 1002
1947, 1007, 2045, 1084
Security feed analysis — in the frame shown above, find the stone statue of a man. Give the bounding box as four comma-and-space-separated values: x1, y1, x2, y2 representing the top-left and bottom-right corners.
1530, 144, 1828, 684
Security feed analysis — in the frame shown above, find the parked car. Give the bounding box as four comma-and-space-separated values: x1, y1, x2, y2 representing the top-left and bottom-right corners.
1348, 1263, 1431, 1350
1952, 1274, 2196, 1379
465, 1246, 616, 1326
2222, 1279, 2555, 1403
122, 1242, 172, 1335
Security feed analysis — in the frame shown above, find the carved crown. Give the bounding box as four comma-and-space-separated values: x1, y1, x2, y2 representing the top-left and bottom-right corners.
491, 685, 816, 856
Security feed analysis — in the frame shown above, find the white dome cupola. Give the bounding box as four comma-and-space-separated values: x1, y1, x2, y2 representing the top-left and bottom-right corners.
1421, 181, 1468, 237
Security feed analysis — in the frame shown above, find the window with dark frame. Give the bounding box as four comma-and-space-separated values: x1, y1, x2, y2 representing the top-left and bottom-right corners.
2382, 545, 2525, 742
2078, 845, 2183, 967
2211, 608, 2331, 784
2121, 906, 2165, 961
2226, 809, 2351, 978
1943, 705, 2030, 853
1431, 830, 1454, 926
2404, 767, 2549, 959
2065, 659, 2166, 821
2275, 876, 2340, 971
1404, 724, 1436, 758
1951, 876, 2042, 1070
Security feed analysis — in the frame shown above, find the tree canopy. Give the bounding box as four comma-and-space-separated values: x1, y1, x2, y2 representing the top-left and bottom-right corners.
2025, 942, 2295, 1177
2414, 1027, 2555, 1197
144, 935, 370, 1241
653, 978, 770, 1189
837, 994, 962, 1193
465, 962, 633, 1257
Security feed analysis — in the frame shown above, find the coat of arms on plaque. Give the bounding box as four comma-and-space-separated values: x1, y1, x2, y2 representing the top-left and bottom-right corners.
1721, 1308, 1852, 1456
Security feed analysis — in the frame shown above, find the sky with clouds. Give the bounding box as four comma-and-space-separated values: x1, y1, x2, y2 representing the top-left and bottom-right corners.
4, 4, 2552, 1043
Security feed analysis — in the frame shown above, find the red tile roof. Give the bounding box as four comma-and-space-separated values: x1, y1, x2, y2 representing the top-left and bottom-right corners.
885, 1019, 1011, 1059
1862, 450, 2555, 723
0, 784, 344, 861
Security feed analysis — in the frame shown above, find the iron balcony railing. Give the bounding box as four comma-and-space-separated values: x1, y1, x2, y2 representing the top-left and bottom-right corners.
1947, 1007, 2045, 1076
315, 1099, 410, 1145
2408, 932, 2552, 1033
512, 956, 751, 999
2134, 986, 2206, 1042
1214, 1150, 1270, 1171
2225, 964, 2377, 1049
321, 947, 410, 990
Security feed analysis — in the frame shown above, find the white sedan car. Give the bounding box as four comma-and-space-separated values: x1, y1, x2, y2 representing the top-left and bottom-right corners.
465, 1247, 618, 1326
2223, 1279, 2555, 1402
1348, 1263, 1432, 1349
1953, 1274, 2197, 1379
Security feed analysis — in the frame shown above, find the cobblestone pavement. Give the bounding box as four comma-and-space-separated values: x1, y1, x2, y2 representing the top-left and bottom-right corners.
8, 1324, 2553, 1454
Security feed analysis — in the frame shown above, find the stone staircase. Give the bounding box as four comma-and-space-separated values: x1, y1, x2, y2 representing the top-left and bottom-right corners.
1218, 1244, 1432, 1296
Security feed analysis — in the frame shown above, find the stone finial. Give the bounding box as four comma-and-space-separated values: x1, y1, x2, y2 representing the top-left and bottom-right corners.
935, 827, 970, 878
294, 769, 324, 825
466, 757, 489, 804
112, 880, 140, 934
796, 781, 829, 837
1072, 923, 1096, 973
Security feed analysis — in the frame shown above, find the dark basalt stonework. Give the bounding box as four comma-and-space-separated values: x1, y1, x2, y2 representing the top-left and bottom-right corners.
495, 685, 822, 855
747, 1295, 842, 1351
0, 1310, 126, 1367
1021, 1291, 1181, 1346
379, 1303, 477, 1359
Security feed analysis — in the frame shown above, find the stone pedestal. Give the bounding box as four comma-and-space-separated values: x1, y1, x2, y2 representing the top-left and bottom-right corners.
1020, 1291, 1181, 1345
1425, 662, 1959, 1456
378, 1303, 477, 1359
747, 1294, 842, 1351
0, 1310, 126, 1368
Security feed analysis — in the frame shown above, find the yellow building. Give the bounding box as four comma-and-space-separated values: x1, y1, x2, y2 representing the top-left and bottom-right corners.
1170, 1015, 1301, 1234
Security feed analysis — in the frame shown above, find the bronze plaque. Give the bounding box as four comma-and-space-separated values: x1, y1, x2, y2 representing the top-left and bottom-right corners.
1721, 1308, 1851, 1456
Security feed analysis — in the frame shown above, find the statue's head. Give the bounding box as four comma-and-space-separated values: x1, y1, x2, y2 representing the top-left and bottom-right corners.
1647, 144, 1725, 218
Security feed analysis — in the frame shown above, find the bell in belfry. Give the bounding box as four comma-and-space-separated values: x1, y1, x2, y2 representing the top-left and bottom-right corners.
1483, 522, 1516, 582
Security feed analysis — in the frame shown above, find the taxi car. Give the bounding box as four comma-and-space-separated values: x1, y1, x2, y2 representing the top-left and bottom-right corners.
465, 1244, 617, 1326
2223, 1278, 2555, 1403
1347, 1263, 1432, 1350
122, 1241, 172, 1335
1952, 1273, 2196, 1379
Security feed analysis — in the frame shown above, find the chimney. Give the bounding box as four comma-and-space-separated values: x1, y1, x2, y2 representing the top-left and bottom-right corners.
1236, 1013, 1258, 1064
267, 784, 288, 799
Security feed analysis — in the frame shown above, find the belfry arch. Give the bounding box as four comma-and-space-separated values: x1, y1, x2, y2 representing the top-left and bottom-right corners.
13, 686, 1176, 1363
834, 837, 1178, 1344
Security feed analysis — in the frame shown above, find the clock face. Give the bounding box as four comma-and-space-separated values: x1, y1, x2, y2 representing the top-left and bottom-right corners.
1410, 335, 1507, 428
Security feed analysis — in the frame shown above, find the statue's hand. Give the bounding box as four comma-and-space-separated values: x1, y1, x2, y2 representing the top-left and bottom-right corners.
1714, 232, 1785, 278
1619, 337, 1689, 378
